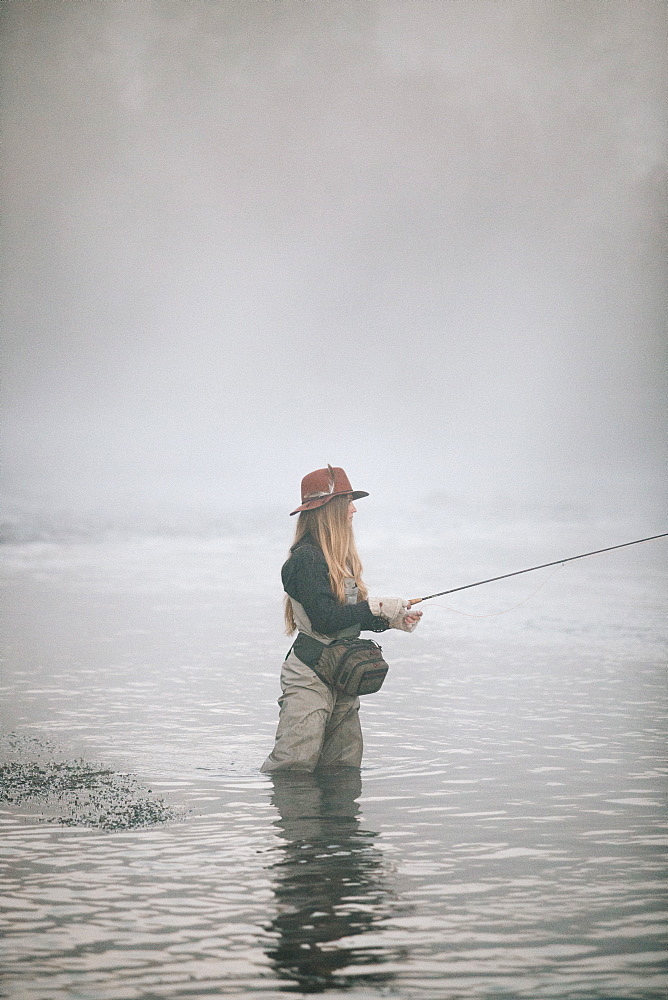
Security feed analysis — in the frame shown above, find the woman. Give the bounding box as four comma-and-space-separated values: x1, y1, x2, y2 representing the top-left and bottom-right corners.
261, 465, 422, 773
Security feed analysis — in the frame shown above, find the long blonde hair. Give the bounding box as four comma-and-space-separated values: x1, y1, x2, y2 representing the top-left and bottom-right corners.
284, 494, 367, 635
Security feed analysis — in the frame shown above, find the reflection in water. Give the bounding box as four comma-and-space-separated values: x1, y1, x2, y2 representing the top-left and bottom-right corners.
266, 768, 399, 992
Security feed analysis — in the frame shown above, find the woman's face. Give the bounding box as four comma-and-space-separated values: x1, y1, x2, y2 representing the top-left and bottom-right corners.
347, 499, 357, 522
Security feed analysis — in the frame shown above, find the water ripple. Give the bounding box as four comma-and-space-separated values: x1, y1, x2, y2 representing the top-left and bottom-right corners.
2, 533, 666, 998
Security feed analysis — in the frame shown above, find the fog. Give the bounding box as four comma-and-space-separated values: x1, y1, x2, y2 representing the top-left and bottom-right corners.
2, 0, 666, 526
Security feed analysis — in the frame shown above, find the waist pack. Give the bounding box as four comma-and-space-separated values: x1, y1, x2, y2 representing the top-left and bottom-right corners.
292, 632, 389, 697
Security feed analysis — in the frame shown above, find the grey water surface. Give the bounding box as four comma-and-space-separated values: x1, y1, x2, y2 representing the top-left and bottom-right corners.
1, 511, 666, 999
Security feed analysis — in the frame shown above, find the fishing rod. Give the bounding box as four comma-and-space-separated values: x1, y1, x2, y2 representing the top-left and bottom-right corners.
407, 532, 668, 606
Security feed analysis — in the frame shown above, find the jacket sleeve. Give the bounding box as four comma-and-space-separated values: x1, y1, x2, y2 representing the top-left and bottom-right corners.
282, 543, 389, 636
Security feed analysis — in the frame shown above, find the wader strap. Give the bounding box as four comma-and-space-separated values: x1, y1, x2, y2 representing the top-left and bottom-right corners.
292, 632, 327, 668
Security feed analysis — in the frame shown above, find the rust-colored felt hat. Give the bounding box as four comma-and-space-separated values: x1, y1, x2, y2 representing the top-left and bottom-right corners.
290, 464, 369, 515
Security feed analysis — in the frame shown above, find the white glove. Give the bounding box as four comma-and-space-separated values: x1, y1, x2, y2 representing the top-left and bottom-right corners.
391, 612, 421, 632
368, 596, 408, 622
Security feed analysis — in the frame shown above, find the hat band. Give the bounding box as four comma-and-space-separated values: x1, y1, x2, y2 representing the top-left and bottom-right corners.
304, 489, 334, 501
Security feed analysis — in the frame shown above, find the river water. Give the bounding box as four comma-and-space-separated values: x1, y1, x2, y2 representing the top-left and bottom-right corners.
1, 506, 666, 999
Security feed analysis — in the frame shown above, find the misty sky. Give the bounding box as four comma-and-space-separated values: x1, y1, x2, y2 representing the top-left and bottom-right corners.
2, 0, 666, 517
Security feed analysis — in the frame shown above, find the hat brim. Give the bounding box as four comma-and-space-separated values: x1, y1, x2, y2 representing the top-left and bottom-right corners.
290, 490, 369, 516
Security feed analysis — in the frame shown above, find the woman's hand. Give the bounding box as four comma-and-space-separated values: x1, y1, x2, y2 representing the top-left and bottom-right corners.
393, 609, 423, 632
368, 596, 423, 631
368, 596, 408, 621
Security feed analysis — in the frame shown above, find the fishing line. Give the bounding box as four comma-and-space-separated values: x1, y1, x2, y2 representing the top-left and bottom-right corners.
428, 564, 564, 617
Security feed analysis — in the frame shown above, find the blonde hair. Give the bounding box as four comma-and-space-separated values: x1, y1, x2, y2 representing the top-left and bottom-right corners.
284, 494, 367, 635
